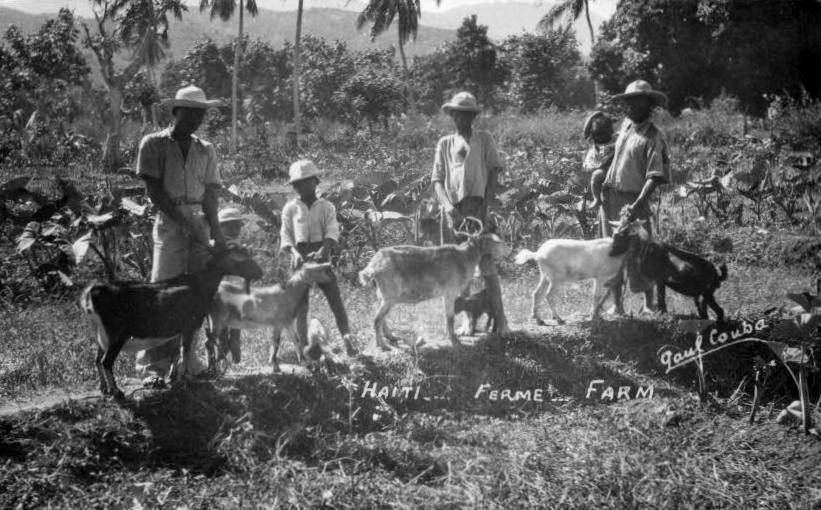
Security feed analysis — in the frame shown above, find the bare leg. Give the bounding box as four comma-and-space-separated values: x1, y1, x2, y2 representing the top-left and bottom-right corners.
269, 326, 282, 373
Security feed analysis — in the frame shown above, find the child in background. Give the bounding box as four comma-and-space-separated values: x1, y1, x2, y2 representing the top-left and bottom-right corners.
280, 160, 357, 357
583, 111, 616, 209
216, 207, 246, 363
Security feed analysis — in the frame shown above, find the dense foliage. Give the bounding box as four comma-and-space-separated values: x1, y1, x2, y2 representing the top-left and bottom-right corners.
591, 0, 821, 114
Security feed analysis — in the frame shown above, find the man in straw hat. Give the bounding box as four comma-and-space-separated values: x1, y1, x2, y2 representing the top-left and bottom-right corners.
135, 85, 227, 388
600, 79, 672, 315
432, 91, 509, 337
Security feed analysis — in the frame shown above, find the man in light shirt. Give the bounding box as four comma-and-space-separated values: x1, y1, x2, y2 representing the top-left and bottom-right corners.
280, 160, 356, 356
431, 91, 509, 337
600, 80, 672, 314
135, 85, 226, 388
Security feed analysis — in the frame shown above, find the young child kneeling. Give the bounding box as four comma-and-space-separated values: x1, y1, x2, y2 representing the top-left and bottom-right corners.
280, 160, 356, 356
583, 111, 616, 209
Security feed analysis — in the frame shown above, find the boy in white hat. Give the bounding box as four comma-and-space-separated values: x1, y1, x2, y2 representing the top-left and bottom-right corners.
432, 91, 509, 338
215, 207, 247, 363
280, 160, 356, 356
135, 85, 226, 388
600, 79, 672, 315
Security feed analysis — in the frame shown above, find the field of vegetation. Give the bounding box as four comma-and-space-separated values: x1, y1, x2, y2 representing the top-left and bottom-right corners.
2, 98, 821, 507
2, 1, 821, 507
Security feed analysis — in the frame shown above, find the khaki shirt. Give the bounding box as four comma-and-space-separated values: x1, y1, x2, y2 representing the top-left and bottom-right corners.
432, 131, 503, 205
280, 197, 340, 250
135, 127, 220, 203
603, 119, 671, 193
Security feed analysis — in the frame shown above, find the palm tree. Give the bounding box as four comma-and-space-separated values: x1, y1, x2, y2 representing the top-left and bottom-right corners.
199, 0, 259, 154
356, 0, 440, 115
292, 0, 304, 149
538, 0, 596, 48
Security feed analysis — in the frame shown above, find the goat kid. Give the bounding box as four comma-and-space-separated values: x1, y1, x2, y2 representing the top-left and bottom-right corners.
359, 233, 509, 349
80, 244, 263, 399
626, 226, 728, 322
206, 262, 335, 373
514, 220, 646, 325
454, 288, 494, 335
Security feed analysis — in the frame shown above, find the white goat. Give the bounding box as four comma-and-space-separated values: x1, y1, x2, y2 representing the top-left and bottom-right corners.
514, 220, 647, 324
206, 262, 334, 373
358, 232, 509, 349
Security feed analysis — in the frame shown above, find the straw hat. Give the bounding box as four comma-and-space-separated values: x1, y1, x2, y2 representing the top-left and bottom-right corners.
613, 80, 667, 107
218, 207, 245, 224
441, 91, 482, 113
163, 85, 222, 109
288, 160, 321, 184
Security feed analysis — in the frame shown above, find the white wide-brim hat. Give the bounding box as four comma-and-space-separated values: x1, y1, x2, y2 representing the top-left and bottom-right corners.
288, 160, 321, 184
218, 207, 245, 224
613, 80, 668, 107
441, 91, 482, 113
163, 85, 222, 109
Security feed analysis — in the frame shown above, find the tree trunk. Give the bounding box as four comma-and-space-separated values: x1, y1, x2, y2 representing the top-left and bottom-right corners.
230, 0, 243, 155
293, 0, 303, 149
584, 0, 599, 104
397, 32, 417, 117
103, 86, 124, 171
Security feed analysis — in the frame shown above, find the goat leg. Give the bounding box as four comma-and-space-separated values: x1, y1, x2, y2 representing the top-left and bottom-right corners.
100, 337, 125, 400
270, 326, 283, 373
531, 275, 549, 326
695, 296, 708, 319
546, 282, 565, 325
373, 301, 393, 351
445, 296, 460, 346
657, 284, 668, 314
704, 293, 725, 323
95, 346, 109, 396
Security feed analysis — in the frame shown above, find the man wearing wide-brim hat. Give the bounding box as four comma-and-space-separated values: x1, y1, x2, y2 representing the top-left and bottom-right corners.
134, 85, 227, 388
432, 91, 510, 341
600, 79, 672, 315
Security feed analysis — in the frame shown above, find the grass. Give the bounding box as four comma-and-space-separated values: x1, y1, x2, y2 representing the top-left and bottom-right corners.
1, 261, 819, 507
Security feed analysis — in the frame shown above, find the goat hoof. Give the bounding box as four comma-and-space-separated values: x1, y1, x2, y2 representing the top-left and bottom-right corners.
555, 318, 565, 325
533, 318, 546, 326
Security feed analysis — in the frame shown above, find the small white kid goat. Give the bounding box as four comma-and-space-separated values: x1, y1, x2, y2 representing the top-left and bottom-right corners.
514, 219, 646, 324
206, 262, 335, 373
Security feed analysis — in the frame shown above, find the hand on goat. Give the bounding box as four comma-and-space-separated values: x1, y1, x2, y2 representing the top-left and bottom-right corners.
290, 250, 304, 270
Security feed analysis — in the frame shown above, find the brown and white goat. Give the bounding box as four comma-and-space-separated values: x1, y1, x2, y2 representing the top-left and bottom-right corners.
206, 262, 335, 373
625, 224, 728, 322
358, 233, 509, 349
514, 220, 646, 325
80, 244, 263, 399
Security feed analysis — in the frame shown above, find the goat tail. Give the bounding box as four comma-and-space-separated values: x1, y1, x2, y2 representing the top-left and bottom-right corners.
717, 263, 728, 282
358, 265, 375, 287
514, 248, 537, 265
79, 282, 98, 315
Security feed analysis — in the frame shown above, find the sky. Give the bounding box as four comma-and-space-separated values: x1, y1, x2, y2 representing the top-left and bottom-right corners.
1, 0, 616, 20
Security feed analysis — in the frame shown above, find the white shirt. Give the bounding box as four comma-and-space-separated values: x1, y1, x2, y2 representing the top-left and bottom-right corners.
279, 197, 340, 249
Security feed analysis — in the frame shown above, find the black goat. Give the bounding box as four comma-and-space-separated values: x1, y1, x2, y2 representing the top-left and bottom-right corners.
80, 244, 263, 399
454, 288, 494, 335
629, 235, 728, 322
